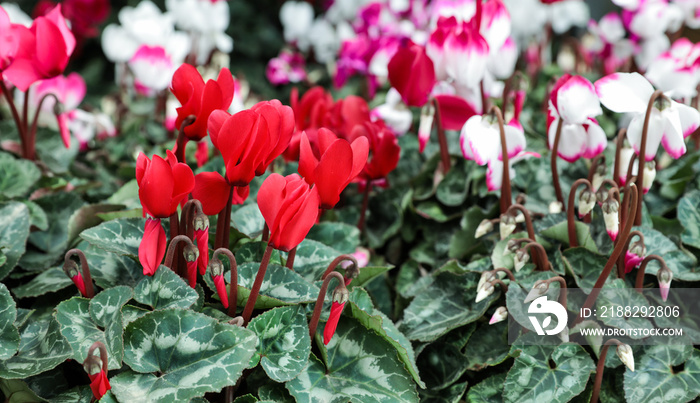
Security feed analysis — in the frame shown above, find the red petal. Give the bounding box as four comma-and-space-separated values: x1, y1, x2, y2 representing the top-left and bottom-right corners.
195, 141, 208, 167
71, 274, 87, 297
207, 109, 230, 149
349, 136, 369, 182
138, 218, 165, 276
388, 40, 435, 107
186, 259, 197, 288
192, 172, 232, 215
298, 132, 318, 184
434, 94, 477, 130
185, 79, 223, 140
168, 162, 195, 214
57, 113, 70, 148
315, 139, 353, 209
232, 185, 250, 205
138, 155, 174, 218
216, 67, 235, 110
273, 184, 319, 251
195, 228, 209, 275
89, 370, 111, 399
171, 63, 204, 106
323, 301, 346, 345
213, 274, 228, 308
257, 173, 286, 237
33, 17, 68, 77
316, 127, 338, 154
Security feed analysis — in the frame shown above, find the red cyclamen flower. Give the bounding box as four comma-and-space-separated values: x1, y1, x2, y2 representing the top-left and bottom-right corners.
3, 5, 75, 92
170, 63, 234, 141
323, 300, 346, 345
0, 6, 19, 71
352, 121, 401, 183
298, 128, 369, 209
388, 39, 436, 107
136, 150, 195, 275
213, 274, 228, 309
88, 369, 110, 399
257, 173, 320, 252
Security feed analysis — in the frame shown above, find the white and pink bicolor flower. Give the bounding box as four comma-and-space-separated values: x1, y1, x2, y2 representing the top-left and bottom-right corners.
444, 20, 489, 89
547, 74, 606, 162
460, 114, 537, 191
595, 72, 700, 161
128, 45, 174, 96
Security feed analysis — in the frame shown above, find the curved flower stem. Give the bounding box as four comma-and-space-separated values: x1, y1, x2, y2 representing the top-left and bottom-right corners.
321, 254, 360, 282
567, 178, 593, 247
587, 154, 604, 184
493, 267, 516, 281
181, 199, 204, 239
212, 248, 238, 316
308, 271, 346, 340
174, 115, 196, 163
488, 278, 509, 294
163, 235, 195, 269
545, 276, 568, 309
635, 254, 667, 290
550, 119, 566, 207
617, 230, 644, 279
357, 181, 373, 233
621, 174, 637, 227
430, 97, 451, 173
574, 184, 638, 326
286, 247, 297, 270
613, 128, 627, 187
86, 341, 109, 373
0, 80, 29, 158
521, 242, 551, 271
635, 90, 665, 225
215, 185, 235, 250
608, 186, 622, 243
65, 249, 95, 298
591, 339, 624, 403
27, 93, 62, 161
506, 204, 539, 266
169, 212, 182, 276
241, 244, 274, 324
489, 106, 512, 214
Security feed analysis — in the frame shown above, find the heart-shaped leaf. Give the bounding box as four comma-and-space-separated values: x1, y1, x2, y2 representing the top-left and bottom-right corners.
292, 239, 341, 282
134, 266, 198, 310
467, 372, 506, 402
0, 202, 31, 278
27, 192, 85, 254
0, 152, 41, 199
79, 218, 145, 258
0, 283, 19, 360
624, 345, 700, 402
231, 203, 264, 238
286, 317, 419, 403
115, 309, 257, 401
12, 267, 73, 299
636, 227, 700, 281
306, 222, 360, 254
90, 286, 133, 367
247, 305, 310, 382
678, 191, 700, 249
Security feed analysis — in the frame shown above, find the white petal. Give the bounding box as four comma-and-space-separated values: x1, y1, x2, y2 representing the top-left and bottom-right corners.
595, 73, 655, 114
101, 24, 139, 63
583, 122, 607, 159
503, 124, 526, 159
486, 159, 503, 191
462, 115, 500, 165
661, 108, 687, 159
552, 121, 587, 162
627, 111, 664, 161
557, 76, 602, 124
673, 102, 700, 138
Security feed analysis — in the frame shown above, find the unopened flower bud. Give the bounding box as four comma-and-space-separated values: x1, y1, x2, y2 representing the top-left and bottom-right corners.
524, 281, 548, 303
514, 249, 530, 271
549, 201, 563, 214
642, 161, 656, 194
475, 281, 495, 303
658, 267, 673, 302
418, 103, 435, 153
654, 95, 672, 111
478, 271, 497, 291
209, 258, 224, 277
332, 287, 349, 305
591, 164, 606, 191
578, 190, 596, 218
617, 147, 635, 185
595, 187, 608, 204
514, 211, 526, 223
629, 240, 646, 257
183, 244, 199, 262
63, 259, 80, 278
83, 356, 103, 377
489, 306, 508, 324
616, 343, 635, 372
500, 215, 516, 240
194, 214, 209, 231
475, 219, 494, 238
602, 200, 620, 241
504, 239, 521, 256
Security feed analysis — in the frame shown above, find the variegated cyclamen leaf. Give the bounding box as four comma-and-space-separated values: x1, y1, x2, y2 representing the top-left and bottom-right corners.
286, 318, 419, 403
0, 152, 40, 199
81, 241, 142, 289
0, 283, 20, 360
116, 309, 257, 402
292, 239, 341, 282
55, 297, 121, 369
635, 226, 700, 281
12, 267, 73, 299
540, 221, 598, 253
399, 272, 498, 342
79, 218, 145, 258
248, 306, 311, 382
234, 262, 319, 305
306, 222, 361, 254
134, 265, 198, 310
624, 345, 700, 402
463, 321, 510, 371
0, 315, 71, 378
419, 380, 469, 403
90, 286, 133, 367
678, 191, 700, 249
467, 372, 507, 402
231, 203, 265, 238
27, 192, 85, 254
0, 202, 31, 279
503, 343, 595, 403
348, 287, 425, 388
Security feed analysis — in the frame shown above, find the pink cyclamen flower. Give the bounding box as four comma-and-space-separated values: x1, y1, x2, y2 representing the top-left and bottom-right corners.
0, 6, 19, 71
444, 19, 489, 89
595, 72, 700, 161
3, 5, 75, 91
31, 72, 86, 148
547, 74, 606, 162
266, 49, 307, 85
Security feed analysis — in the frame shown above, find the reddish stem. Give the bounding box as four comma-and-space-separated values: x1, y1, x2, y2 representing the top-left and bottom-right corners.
308, 271, 346, 340
634, 90, 664, 225
551, 119, 565, 207
489, 106, 512, 214
634, 254, 666, 290
174, 115, 196, 163
430, 97, 451, 173
613, 128, 627, 187
241, 244, 274, 324
286, 247, 297, 271
567, 179, 593, 248
591, 339, 624, 403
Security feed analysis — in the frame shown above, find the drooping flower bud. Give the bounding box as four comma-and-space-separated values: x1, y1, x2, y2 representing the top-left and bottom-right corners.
549, 201, 563, 214
475, 219, 494, 238
194, 213, 210, 276
183, 244, 200, 288
642, 161, 656, 194
418, 102, 435, 153
503, 239, 521, 256
478, 271, 497, 291
591, 164, 606, 191
500, 214, 516, 240
658, 266, 673, 302
475, 281, 495, 303
323, 287, 349, 345
616, 343, 635, 372
602, 199, 620, 241
524, 281, 548, 303
210, 259, 228, 309
624, 240, 646, 274
514, 248, 530, 271
489, 306, 508, 324
578, 189, 596, 218
62, 259, 87, 297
